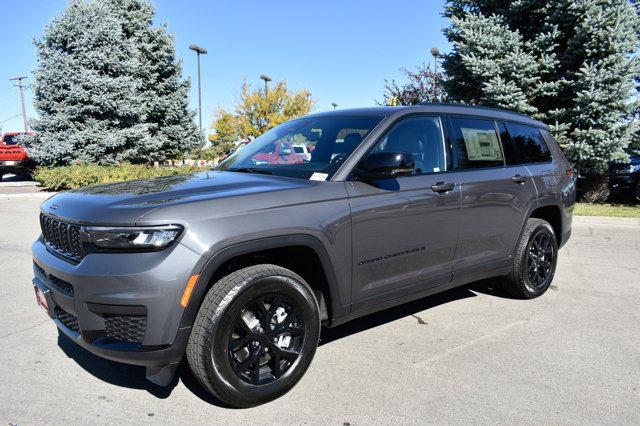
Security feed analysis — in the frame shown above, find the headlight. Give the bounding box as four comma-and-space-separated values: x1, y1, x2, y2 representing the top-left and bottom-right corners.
84, 225, 183, 250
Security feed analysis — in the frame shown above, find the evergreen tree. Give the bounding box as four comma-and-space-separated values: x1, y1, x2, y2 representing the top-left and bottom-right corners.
28, 0, 199, 166
443, 0, 640, 196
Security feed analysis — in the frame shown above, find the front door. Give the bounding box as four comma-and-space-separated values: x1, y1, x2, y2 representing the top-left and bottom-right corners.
347, 115, 461, 304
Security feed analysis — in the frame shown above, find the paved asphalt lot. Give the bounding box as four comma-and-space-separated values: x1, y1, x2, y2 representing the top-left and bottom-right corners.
1, 195, 639, 424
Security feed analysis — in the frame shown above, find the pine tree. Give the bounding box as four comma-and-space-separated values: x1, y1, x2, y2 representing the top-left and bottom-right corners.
28, 0, 199, 166
443, 0, 640, 196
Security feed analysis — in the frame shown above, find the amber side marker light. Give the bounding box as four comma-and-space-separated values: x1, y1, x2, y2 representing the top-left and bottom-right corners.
180, 274, 200, 308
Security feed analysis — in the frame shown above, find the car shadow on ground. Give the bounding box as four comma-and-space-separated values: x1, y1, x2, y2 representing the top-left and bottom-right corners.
56, 278, 512, 406
0, 174, 34, 183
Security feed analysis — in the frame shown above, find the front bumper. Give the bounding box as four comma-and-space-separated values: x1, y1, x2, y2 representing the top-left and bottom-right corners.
31, 238, 203, 370
0, 159, 31, 175
609, 175, 638, 194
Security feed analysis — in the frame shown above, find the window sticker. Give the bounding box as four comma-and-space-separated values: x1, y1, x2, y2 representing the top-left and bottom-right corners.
460, 127, 502, 161
309, 172, 328, 181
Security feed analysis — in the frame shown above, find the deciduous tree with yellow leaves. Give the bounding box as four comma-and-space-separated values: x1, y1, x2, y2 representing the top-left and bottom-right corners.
205, 80, 314, 160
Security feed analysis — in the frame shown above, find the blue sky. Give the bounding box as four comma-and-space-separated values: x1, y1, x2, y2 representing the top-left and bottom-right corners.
0, 0, 450, 133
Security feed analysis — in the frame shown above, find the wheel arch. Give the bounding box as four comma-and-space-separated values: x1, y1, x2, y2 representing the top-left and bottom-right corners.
179, 234, 346, 330
516, 201, 564, 251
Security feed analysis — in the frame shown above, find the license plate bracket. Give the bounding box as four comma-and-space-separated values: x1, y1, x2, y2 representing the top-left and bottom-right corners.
34, 286, 54, 318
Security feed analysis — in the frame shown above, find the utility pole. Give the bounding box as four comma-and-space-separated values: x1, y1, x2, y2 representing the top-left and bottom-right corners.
10, 76, 28, 132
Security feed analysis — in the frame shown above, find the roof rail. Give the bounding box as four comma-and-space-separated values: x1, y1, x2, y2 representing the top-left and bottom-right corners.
417, 102, 532, 119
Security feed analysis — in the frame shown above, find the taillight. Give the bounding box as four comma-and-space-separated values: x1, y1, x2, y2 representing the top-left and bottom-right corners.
566, 169, 574, 179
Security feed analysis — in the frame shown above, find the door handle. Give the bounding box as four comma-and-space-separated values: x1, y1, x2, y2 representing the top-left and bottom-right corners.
431, 182, 455, 193
512, 174, 528, 184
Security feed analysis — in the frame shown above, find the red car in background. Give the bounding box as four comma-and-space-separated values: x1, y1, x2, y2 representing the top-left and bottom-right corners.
252, 140, 307, 165
0, 131, 36, 180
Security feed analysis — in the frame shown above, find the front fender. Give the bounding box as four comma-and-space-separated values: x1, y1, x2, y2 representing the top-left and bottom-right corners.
178, 234, 350, 331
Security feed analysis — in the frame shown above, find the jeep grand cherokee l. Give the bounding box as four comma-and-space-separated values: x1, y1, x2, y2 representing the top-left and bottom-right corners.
31, 104, 575, 407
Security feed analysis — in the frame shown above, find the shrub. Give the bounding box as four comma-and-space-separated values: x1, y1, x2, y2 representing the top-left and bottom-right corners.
34, 163, 205, 191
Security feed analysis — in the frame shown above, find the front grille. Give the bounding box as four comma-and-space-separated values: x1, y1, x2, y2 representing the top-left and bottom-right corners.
50, 274, 74, 295
104, 314, 146, 344
40, 214, 84, 260
55, 307, 80, 333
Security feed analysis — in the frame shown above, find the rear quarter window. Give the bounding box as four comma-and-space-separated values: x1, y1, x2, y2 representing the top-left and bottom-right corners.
450, 117, 504, 169
506, 122, 552, 164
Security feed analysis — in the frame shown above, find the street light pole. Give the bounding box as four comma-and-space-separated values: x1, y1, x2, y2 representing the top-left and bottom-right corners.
10, 76, 28, 132
430, 47, 440, 75
260, 74, 272, 95
189, 44, 207, 161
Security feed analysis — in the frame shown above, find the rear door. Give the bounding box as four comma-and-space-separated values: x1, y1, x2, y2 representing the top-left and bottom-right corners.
448, 116, 537, 272
348, 115, 461, 304
503, 122, 560, 203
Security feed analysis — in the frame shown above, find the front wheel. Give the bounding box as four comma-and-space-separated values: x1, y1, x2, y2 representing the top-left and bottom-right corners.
186, 264, 320, 407
501, 218, 558, 299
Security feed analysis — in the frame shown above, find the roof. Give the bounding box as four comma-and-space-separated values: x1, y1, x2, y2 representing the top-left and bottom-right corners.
304, 103, 548, 128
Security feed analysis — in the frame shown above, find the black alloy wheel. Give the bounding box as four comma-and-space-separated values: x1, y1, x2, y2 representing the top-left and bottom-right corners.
501, 218, 558, 299
187, 264, 320, 407
526, 231, 555, 290
227, 294, 305, 385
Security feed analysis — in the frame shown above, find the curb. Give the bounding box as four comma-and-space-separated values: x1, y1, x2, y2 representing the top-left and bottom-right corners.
0, 192, 55, 199
573, 215, 640, 226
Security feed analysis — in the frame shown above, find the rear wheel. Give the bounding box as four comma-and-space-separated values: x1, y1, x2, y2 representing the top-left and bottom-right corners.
501, 218, 558, 299
186, 264, 320, 407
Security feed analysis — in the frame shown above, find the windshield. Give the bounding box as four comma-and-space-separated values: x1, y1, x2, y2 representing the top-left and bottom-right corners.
216, 115, 384, 180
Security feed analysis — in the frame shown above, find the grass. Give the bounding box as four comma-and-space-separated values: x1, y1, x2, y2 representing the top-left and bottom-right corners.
574, 202, 640, 218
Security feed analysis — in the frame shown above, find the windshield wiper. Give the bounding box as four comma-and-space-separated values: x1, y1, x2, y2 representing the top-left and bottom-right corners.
227, 167, 275, 175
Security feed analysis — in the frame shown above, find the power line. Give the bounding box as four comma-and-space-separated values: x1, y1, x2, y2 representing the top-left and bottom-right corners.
0, 113, 22, 125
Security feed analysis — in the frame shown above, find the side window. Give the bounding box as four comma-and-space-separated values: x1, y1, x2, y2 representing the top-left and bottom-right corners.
498, 122, 519, 165
450, 117, 504, 169
370, 116, 449, 175
505, 122, 552, 164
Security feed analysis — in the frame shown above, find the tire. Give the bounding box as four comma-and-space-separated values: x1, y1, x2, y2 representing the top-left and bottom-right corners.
186, 264, 321, 408
501, 218, 558, 299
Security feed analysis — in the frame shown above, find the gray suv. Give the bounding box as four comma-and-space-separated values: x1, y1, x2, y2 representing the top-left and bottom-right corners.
31, 104, 576, 407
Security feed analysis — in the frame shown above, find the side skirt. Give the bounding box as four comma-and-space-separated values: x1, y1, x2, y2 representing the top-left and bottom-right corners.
327, 258, 512, 328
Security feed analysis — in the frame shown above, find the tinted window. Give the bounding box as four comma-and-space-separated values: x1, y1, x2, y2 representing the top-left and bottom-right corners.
506, 122, 551, 163
369, 116, 450, 175
2, 135, 16, 145
498, 122, 519, 165
450, 117, 504, 169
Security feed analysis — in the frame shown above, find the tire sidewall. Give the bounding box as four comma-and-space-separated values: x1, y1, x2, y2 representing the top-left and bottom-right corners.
201, 272, 320, 406
520, 222, 558, 296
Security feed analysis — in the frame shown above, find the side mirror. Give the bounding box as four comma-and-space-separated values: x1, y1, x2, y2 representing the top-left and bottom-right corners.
354, 151, 414, 180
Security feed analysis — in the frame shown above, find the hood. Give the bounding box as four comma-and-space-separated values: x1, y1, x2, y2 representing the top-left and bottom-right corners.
40, 171, 314, 225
